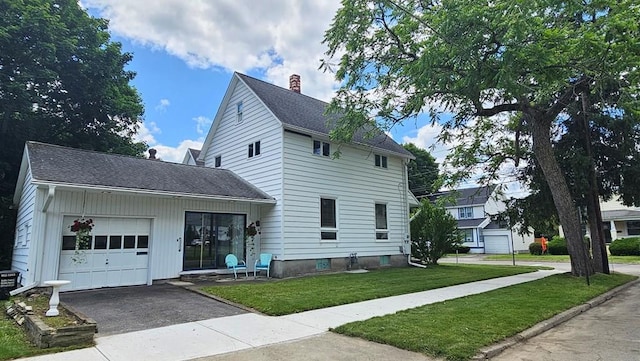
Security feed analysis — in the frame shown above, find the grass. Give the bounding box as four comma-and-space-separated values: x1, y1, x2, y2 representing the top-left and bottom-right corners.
1, 295, 92, 361
484, 254, 640, 264
334, 272, 637, 361
201, 264, 540, 315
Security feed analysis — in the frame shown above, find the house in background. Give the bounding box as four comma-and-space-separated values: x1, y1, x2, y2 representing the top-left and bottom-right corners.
11, 72, 416, 291
600, 198, 640, 242
182, 148, 204, 166
429, 186, 532, 254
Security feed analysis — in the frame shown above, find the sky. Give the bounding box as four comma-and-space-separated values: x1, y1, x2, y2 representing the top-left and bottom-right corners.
81, 0, 449, 164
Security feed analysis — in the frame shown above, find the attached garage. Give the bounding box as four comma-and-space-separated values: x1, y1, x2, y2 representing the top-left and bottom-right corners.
59, 217, 151, 291
483, 235, 511, 254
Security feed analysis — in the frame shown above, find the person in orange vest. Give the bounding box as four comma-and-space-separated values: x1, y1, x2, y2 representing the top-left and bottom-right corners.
541, 236, 548, 254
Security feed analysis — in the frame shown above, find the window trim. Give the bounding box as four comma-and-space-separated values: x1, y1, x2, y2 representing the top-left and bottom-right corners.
248, 140, 261, 158
320, 197, 338, 241
375, 202, 389, 240
458, 206, 474, 219
236, 101, 244, 124
374, 154, 388, 169
313, 140, 331, 157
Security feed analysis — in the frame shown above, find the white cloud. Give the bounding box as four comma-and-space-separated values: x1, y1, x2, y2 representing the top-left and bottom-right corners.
193, 115, 213, 135
83, 0, 341, 101
134, 121, 161, 145
402, 123, 452, 165
152, 139, 204, 163
155, 98, 170, 111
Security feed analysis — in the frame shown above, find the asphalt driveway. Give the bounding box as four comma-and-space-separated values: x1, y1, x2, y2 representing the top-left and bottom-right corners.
60, 283, 247, 336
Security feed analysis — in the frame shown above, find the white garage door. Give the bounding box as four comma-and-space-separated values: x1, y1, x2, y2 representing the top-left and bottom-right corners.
484, 235, 511, 254
59, 217, 150, 291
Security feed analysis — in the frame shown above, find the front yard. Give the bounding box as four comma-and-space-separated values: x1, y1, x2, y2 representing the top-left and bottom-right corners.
484, 254, 640, 264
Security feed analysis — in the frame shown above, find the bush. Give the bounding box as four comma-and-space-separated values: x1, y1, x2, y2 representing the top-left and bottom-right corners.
446, 245, 471, 253
411, 200, 461, 265
609, 237, 640, 256
529, 242, 542, 255
548, 236, 569, 255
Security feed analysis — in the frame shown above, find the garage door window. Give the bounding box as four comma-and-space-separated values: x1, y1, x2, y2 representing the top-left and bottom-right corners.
61, 234, 149, 251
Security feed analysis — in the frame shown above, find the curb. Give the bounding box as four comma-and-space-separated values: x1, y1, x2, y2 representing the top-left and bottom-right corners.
471, 278, 640, 360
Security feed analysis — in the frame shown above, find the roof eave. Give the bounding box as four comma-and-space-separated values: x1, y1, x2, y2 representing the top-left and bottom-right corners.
31, 180, 277, 205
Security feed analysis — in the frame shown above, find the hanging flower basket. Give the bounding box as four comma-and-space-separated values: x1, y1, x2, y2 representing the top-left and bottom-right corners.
245, 222, 258, 258
70, 218, 93, 263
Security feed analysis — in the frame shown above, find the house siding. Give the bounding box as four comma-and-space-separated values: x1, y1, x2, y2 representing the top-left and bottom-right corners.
281, 131, 407, 260
33, 189, 257, 285
11, 169, 38, 285
202, 80, 283, 257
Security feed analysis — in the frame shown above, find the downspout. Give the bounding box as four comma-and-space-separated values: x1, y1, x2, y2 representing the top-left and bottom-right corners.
402, 160, 427, 269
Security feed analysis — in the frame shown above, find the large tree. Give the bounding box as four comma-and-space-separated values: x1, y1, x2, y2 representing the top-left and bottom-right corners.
0, 0, 146, 268
403, 143, 438, 197
322, 0, 640, 276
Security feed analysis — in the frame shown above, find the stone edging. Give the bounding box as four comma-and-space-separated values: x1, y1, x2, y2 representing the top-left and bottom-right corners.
471, 278, 640, 360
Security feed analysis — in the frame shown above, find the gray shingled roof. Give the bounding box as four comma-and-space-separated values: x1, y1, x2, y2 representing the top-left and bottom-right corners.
457, 218, 487, 228
429, 185, 495, 207
236, 73, 413, 158
188, 148, 205, 166
26, 142, 274, 202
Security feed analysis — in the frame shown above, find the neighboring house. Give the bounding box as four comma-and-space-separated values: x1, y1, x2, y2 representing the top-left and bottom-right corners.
600, 198, 640, 242
11, 72, 416, 291
429, 186, 532, 254
182, 148, 205, 166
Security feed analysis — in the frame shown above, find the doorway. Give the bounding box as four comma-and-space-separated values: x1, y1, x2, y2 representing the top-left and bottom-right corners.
183, 212, 246, 270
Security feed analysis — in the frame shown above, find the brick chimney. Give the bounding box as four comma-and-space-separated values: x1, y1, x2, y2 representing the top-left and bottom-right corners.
148, 148, 157, 160
289, 74, 301, 93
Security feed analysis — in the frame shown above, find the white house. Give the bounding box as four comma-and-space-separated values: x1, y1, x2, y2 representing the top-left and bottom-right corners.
11, 72, 416, 291
558, 197, 640, 242
429, 186, 532, 254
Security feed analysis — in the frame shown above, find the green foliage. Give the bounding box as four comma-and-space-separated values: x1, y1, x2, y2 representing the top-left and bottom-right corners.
334, 273, 636, 361
410, 200, 461, 265
402, 143, 439, 197
529, 242, 543, 255
548, 236, 569, 255
323, 0, 640, 276
0, 0, 147, 266
609, 237, 640, 256
202, 264, 538, 316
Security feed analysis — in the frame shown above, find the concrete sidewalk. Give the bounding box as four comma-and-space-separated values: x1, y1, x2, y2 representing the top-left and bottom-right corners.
17, 269, 561, 361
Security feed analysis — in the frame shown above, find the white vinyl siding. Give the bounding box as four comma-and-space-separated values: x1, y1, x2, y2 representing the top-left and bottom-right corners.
11, 169, 38, 285
202, 80, 283, 256
282, 131, 406, 259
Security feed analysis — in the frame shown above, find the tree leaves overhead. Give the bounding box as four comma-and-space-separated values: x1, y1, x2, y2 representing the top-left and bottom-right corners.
403, 143, 438, 197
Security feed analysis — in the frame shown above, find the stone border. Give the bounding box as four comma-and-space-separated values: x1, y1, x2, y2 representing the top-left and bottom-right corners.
471, 278, 640, 360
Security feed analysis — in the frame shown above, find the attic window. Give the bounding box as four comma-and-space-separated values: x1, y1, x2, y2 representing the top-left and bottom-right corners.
375, 154, 387, 168
248, 141, 261, 158
313, 140, 330, 157
236, 101, 244, 124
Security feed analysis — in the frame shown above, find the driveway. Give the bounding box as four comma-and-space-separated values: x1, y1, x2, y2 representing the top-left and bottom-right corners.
60, 283, 247, 336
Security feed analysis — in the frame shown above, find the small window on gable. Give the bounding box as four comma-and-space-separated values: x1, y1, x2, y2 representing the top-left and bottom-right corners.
248, 141, 261, 158
375, 154, 388, 168
236, 101, 244, 124
313, 140, 330, 157
214, 155, 221, 168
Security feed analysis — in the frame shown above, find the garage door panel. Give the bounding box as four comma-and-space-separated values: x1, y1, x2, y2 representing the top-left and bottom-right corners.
59, 217, 150, 291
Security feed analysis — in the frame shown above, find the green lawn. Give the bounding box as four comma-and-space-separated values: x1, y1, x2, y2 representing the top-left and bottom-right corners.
334, 272, 636, 361
201, 264, 540, 315
0, 316, 86, 361
484, 254, 640, 264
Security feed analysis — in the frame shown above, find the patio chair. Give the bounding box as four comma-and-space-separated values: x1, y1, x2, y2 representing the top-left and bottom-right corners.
254, 253, 272, 278
225, 254, 248, 279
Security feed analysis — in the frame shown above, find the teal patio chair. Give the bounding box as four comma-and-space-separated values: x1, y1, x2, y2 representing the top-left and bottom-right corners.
254, 253, 272, 278
225, 254, 248, 279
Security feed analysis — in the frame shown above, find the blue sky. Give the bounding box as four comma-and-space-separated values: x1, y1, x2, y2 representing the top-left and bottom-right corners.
82, 0, 448, 164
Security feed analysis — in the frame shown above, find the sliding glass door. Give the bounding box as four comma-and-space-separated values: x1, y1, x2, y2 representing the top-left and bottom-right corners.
183, 212, 246, 271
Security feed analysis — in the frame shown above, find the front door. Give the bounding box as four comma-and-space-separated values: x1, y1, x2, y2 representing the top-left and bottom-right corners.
183, 212, 246, 271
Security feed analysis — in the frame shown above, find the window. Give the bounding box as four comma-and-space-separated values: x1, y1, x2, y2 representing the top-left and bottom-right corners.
214, 155, 221, 168
458, 207, 473, 219
236, 101, 243, 123
628, 221, 640, 236
462, 229, 473, 243
320, 198, 337, 240
375, 154, 388, 168
375, 203, 388, 239
313, 140, 331, 157
248, 141, 261, 158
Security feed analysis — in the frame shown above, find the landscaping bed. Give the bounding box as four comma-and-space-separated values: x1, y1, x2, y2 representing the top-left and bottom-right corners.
4, 290, 96, 349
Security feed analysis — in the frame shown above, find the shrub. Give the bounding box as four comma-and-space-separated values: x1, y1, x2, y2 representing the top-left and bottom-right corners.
548, 236, 569, 255
411, 200, 461, 265
609, 237, 640, 256
446, 245, 471, 253
529, 242, 542, 255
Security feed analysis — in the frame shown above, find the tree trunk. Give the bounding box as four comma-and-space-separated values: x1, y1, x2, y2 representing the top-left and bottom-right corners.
529, 115, 594, 277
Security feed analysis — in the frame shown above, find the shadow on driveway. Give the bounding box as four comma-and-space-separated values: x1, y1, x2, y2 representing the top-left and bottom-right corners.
61, 283, 247, 336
